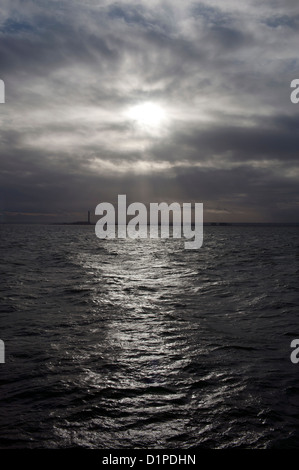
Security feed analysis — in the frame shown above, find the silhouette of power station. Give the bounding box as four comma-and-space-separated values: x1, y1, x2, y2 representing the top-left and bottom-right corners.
68, 210, 92, 225
0, 340, 4, 363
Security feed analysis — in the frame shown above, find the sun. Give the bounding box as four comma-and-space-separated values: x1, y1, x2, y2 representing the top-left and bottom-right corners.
126, 102, 166, 131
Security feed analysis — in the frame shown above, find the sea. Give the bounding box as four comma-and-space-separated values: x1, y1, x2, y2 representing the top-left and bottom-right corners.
0, 224, 299, 449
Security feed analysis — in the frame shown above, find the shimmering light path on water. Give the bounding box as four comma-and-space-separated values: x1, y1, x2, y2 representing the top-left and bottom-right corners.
0, 225, 299, 448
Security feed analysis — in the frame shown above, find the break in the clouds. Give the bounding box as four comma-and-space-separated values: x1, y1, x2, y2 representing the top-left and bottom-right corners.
0, 0, 299, 223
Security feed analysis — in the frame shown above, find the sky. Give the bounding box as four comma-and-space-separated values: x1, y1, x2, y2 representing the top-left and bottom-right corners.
0, 0, 299, 223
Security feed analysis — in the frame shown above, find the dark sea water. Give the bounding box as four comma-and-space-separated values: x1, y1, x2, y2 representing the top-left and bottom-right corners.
0, 224, 299, 449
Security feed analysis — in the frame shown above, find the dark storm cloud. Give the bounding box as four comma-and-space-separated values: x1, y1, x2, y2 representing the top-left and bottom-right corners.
262, 15, 299, 29
162, 116, 299, 163
0, 23, 122, 78
0, 0, 299, 223
191, 3, 232, 25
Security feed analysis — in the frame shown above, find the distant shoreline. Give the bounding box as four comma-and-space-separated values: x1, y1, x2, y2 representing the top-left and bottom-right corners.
1, 222, 299, 226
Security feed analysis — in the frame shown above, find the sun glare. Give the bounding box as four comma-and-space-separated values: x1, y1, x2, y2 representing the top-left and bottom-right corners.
126, 102, 166, 131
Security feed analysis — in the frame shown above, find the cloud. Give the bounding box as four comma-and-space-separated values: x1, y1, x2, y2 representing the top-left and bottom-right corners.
0, 0, 299, 222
